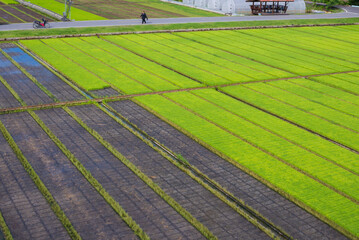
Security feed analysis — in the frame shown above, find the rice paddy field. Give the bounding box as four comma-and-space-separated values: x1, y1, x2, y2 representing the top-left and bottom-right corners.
0, 1, 56, 24
13, 0, 219, 21
0, 24, 358, 240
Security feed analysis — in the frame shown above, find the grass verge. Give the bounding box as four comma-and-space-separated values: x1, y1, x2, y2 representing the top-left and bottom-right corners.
0, 211, 12, 240
0, 18, 358, 39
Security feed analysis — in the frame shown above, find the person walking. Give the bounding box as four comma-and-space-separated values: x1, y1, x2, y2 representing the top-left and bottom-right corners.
140, 11, 148, 24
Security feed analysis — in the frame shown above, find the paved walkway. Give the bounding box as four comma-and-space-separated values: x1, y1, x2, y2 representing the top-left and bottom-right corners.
0, 11, 358, 31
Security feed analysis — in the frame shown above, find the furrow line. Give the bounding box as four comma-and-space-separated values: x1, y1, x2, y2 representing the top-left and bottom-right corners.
103, 102, 292, 240
219, 89, 359, 155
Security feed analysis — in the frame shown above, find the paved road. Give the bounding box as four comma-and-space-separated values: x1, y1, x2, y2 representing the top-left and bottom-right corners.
340, 5, 359, 13
0, 11, 358, 31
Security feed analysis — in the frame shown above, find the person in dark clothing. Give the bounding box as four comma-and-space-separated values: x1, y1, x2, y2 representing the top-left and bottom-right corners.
140, 11, 148, 24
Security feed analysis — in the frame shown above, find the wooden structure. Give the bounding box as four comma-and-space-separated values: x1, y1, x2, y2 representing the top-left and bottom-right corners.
246, 0, 293, 14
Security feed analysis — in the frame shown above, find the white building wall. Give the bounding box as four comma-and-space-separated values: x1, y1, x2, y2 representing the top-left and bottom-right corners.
182, 0, 305, 14
194, 0, 208, 8
208, 0, 221, 10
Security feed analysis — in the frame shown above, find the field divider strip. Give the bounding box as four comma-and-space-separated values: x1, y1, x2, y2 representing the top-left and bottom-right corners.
1, 22, 358, 41
12, 7, 37, 21
161, 93, 359, 205
28, 110, 150, 240
1, 68, 359, 114
13, 6, 50, 22
0, 117, 81, 240
0, 67, 148, 239
64, 105, 218, 240
0, 7, 25, 23
0, 210, 12, 240
0, 48, 58, 103
240, 84, 359, 135
0, 74, 26, 106
16, 42, 91, 99
0, 70, 83, 240
0, 16, 9, 23
102, 102, 291, 240
132, 97, 358, 240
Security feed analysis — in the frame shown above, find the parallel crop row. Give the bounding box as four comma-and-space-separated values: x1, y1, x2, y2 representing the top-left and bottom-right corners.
60, 38, 187, 93
83, 37, 202, 89
0, 60, 148, 239
290, 78, 359, 106
157, 33, 276, 81
210, 30, 352, 74
20, 40, 109, 91
245, 27, 359, 65
198, 87, 359, 174
104, 35, 233, 86
135, 33, 258, 83
267, 79, 359, 118
175, 31, 307, 76
30, 110, 149, 239
297, 26, 359, 44
0, 118, 80, 240
23, 0, 106, 20
0, 0, 17, 4
21, 38, 203, 94
65, 106, 216, 240
230, 30, 358, 72
291, 26, 359, 50
193, 88, 359, 175
39, 38, 150, 94
310, 74, 359, 95
134, 93, 359, 238
0, 210, 12, 240
0, 55, 217, 239
244, 82, 359, 133
222, 85, 359, 152
162, 90, 359, 202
